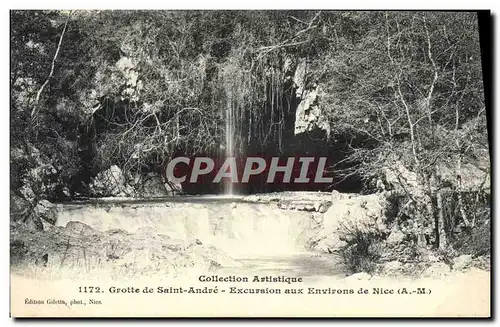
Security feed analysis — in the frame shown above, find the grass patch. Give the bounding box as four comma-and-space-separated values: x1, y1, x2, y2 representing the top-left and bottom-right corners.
337, 222, 386, 274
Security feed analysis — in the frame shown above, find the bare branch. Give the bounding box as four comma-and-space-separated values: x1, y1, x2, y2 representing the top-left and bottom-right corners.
31, 11, 72, 120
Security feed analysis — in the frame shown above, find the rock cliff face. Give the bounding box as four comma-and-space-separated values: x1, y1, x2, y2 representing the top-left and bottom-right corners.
308, 192, 390, 253
381, 151, 490, 194
293, 59, 330, 137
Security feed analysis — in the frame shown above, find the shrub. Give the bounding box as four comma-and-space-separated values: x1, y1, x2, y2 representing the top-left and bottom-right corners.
452, 221, 491, 257
336, 222, 386, 274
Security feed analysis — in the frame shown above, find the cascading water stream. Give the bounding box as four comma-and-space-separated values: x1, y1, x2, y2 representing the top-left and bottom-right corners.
53, 199, 344, 278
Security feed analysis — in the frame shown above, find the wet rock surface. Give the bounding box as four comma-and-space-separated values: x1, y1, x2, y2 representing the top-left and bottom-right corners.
10, 219, 242, 280
10, 191, 490, 281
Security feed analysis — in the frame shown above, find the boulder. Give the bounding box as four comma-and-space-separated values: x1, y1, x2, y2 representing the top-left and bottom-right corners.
419, 251, 440, 263
191, 245, 243, 268
428, 254, 440, 262
313, 231, 344, 253
89, 165, 127, 197
314, 201, 332, 213
345, 272, 372, 281
25, 214, 44, 231
422, 262, 451, 277
331, 189, 342, 201
122, 184, 136, 197
453, 255, 473, 271
383, 161, 421, 194
382, 260, 403, 274
32, 200, 58, 225
386, 226, 405, 246
11, 195, 54, 231
65, 221, 99, 236
140, 174, 169, 197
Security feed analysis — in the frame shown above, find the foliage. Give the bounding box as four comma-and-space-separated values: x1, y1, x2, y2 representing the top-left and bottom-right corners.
446, 191, 491, 256
336, 221, 386, 273
10, 10, 489, 207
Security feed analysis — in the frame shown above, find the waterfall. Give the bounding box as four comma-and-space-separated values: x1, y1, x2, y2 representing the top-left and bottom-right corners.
55, 202, 313, 258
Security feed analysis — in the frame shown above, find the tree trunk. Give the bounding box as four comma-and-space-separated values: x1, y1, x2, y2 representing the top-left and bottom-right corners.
428, 171, 446, 249
31, 13, 71, 120
456, 156, 471, 227
436, 190, 447, 248
428, 193, 440, 249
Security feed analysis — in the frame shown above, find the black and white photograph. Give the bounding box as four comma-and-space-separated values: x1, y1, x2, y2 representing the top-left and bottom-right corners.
9, 9, 491, 317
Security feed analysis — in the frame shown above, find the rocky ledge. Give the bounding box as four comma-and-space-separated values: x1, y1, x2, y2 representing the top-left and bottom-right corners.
10, 220, 242, 280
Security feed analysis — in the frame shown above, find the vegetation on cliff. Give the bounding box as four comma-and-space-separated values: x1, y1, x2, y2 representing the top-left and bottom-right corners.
11, 11, 490, 260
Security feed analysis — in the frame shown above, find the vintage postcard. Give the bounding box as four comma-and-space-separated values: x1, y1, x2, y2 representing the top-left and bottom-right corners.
9, 9, 491, 318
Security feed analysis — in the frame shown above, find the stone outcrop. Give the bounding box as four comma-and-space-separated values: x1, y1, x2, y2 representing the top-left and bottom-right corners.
293, 59, 330, 136
344, 272, 372, 281
422, 262, 451, 277
382, 161, 422, 195
453, 255, 473, 271
32, 200, 58, 225
309, 192, 389, 253
381, 260, 403, 275
381, 151, 490, 194
89, 165, 130, 197
11, 194, 60, 232
386, 225, 405, 246
10, 220, 242, 279
435, 151, 490, 191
